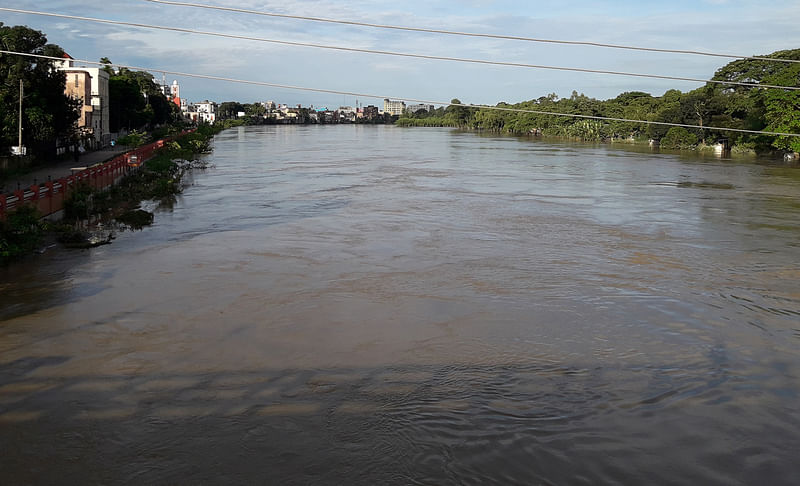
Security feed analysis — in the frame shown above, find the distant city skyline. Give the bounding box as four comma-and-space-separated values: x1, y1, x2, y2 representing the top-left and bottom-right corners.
3, 0, 800, 107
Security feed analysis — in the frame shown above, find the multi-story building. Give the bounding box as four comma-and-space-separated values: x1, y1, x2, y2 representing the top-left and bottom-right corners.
363, 105, 379, 120
63, 71, 93, 132
406, 104, 435, 114
57, 54, 111, 148
383, 99, 405, 116
338, 106, 356, 122
185, 100, 217, 124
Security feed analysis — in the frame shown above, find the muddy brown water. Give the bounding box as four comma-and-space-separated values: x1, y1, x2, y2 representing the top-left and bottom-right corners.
2, 125, 799, 485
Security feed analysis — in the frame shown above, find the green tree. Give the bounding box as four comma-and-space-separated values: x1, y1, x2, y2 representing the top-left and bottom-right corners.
0, 23, 80, 157
709, 48, 800, 150
245, 103, 265, 116
661, 127, 698, 149
218, 101, 245, 120
472, 108, 505, 131
108, 67, 174, 132
762, 63, 800, 152
109, 75, 146, 132
99, 56, 114, 76
445, 98, 474, 126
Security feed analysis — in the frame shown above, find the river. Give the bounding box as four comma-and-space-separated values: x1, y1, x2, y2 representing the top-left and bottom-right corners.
1, 125, 799, 485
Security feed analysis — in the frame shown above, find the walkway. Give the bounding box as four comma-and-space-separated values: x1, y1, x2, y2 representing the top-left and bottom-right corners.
1, 147, 128, 195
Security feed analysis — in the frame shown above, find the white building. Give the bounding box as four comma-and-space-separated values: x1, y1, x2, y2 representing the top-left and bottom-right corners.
338, 106, 356, 122
383, 99, 405, 116
406, 103, 435, 114
185, 100, 217, 124
57, 54, 111, 147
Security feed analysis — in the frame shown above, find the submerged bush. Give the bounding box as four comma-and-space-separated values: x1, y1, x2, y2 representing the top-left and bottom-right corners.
63, 184, 96, 221
116, 209, 154, 229
0, 205, 44, 262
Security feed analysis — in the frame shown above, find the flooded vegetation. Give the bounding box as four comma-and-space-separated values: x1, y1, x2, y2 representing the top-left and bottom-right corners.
1, 125, 799, 484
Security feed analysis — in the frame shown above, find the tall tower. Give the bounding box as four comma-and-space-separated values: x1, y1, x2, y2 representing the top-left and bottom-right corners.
170, 80, 180, 100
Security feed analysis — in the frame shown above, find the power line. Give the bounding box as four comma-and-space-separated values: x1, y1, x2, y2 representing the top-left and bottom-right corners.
1, 7, 799, 92
144, 0, 800, 65
2, 49, 798, 138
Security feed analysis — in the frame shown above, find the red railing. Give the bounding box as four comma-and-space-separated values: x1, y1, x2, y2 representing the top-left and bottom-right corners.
0, 130, 193, 220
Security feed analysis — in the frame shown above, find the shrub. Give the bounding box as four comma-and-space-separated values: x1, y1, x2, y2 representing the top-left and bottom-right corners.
116, 130, 146, 147
0, 205, 44, 261
63, 184, 96, 221
661, 127, 698, 149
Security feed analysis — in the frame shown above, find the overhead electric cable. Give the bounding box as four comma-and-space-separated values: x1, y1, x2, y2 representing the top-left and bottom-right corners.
2, 49, 798, 138
143, 0, 800, 65
1, 7, 799, 92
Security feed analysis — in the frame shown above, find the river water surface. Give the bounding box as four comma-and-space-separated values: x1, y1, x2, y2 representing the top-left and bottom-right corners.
1, 125, 800, 484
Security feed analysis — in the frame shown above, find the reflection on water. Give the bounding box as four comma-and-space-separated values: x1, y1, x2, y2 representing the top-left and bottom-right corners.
1, 126, 800, 484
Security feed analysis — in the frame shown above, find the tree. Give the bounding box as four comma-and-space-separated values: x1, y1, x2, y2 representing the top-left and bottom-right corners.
109, 75, 146, 132
99, 57, 114, 76
709, 48, 800, 149
446, 98, 473, 126
0, 23, 80, 157
661, 127, 698, 149
472, 108, 505, 131
218, 101, 245, 120
245, 103, 266, 117
108, 66, 174, 132
762, 63, 800, 152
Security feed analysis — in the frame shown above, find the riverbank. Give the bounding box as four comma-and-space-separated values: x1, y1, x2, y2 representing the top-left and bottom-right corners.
0, 122, 231, 264
394, 119, 800, 159
395, 48, 800, 156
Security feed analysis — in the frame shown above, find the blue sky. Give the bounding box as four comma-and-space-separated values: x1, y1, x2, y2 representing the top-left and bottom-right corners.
2, 0, 799, 108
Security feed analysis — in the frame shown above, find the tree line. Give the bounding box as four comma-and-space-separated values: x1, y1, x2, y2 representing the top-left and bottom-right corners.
397, 48, 800, 153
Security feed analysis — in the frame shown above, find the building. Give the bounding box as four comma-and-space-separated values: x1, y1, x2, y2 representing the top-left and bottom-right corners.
363, 105, 379, 120
383, 99, 405, 116
170, 80, 180, 100
63, 71, 93, 133
169, 80, 182, 108
184, 100, 217, 124
338, 106, 356, 122
406, 104, 435, 114
158, 78, 170, 98
57, 54, 111, 148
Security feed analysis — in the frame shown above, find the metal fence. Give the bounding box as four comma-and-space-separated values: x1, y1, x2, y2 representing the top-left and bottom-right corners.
0, 132, 191, 220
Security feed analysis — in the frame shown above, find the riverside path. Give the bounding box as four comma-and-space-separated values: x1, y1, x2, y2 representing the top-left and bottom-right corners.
1, 147, 127, 195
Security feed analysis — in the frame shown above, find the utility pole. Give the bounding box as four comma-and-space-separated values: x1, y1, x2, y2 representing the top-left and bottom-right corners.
18, 79, 23, 151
